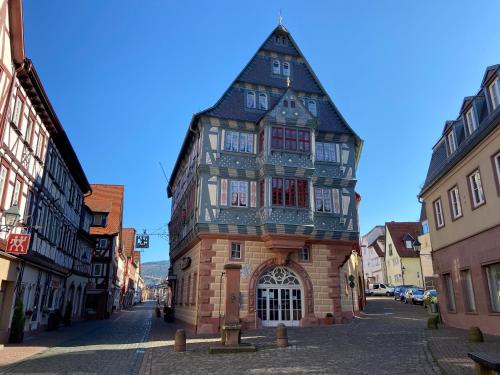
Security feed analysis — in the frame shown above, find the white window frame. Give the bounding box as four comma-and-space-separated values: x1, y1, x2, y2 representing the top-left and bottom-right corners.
272, 60, 281, 75
434, 198, 444, 228
465, 107, 478, 135
447, 131, 457, 155
258, 93, 268, 110
489, 77, 500, 110
468, 170, 485, 208
230, 242, 241, 259
246, 91, 256, 108
283, 62, 290, 76
315, 188, 332, 213
224, 130, 254, 154
298, 246, 310, 262
494, 152, 500, 189
449, 186, 462, 219
230, 180, 248, 207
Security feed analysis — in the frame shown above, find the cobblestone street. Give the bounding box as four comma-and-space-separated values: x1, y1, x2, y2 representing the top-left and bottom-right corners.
1, 299, 500, 374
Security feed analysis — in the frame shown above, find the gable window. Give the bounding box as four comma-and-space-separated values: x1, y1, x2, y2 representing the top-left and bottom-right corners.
489, 77, 500, 110
468, 169, 485, 208
316, 142, 336, 162
272, 178, 284, 205
446, 131, 457, 155
493, 152, 500, 195
92, 213, 107, 227
405, 240, 413, 249
97, 238, 109, 249
271, 127, 284, 149
258, 93, 268, 110
307, 100, 317, 116
448, 186, 462, 219
224, 130, 254, 154
284, 128, 297, 150
433, 198, 444, 229
315, 188, 332, 213
246, 91, 256, 108
298, 130, 310, 152
230, 242, 242, 260
283, 62, 290, 76
465, 107, 478, 135
230, 180, 248, 207
272, 60, 281, 75
298, 246, 310, 262
290, 100, 296, 108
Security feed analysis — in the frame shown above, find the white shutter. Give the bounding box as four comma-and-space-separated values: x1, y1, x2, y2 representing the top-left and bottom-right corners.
332, 188, 340, 214
220, 179, 228, 206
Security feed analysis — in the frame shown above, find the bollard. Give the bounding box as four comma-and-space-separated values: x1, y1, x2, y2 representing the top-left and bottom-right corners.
276, 323, 288, 348
174, 329, 186, 352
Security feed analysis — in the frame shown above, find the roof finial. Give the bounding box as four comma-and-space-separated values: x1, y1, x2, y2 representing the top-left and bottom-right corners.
278, 9, 283, 26
286, 76, 291, 87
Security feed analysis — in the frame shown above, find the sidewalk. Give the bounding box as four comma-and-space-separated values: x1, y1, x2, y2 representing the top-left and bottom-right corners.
0, 309, 127, 368
426, 325, 500, 375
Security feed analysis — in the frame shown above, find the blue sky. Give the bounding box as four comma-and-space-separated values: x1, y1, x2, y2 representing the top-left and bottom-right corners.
23, 1, 500, 263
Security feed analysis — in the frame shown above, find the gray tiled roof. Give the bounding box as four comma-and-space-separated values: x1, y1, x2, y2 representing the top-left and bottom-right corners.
261, 31, 300, 56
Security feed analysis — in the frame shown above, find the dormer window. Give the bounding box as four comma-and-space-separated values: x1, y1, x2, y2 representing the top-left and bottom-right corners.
283, 100, 288, 108
489, 77, 500, 110
446, 131, 457, 155
283, 62, 290, 76
246, 91, 256, 108
92, 213, 107, 227
465, 107, 478, 135
307, 100, 317, 116
258, 93, 268, 110
272, 60, 281, 75
405, 240, 413, 249
291, 100, 296, 108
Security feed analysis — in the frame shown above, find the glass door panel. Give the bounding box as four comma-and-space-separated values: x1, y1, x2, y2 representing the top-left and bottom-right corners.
257, 288, 267, 321
292, 289, 302, 320
268, 288, 279, 321
280, 289, 291, 321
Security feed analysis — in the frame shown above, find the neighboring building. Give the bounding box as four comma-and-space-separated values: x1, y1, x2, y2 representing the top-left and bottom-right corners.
84, 184, 125, 319
361, 226, 387, 285
417, 205, 435, 289
419, 64, 500, 335
0, 0, 91, 341
122, 227, 138, 308
167, 24, 363, 332
385, 222, 422, 287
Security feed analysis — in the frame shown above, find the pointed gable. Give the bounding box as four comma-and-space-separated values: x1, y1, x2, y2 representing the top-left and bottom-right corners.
261, 88, 316, 125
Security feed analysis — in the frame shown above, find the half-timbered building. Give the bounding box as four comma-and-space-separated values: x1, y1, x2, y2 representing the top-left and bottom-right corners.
167, 24, 363, 333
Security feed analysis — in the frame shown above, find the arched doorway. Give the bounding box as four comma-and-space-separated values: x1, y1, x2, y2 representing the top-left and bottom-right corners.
256, 266, 303, 327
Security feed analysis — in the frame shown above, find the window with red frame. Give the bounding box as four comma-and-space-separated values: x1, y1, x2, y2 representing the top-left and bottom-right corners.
285, 179, 296, 206
297, 180, 309, 208
272, 178, 283, 205
285, 129, 297, 151
259, 180, 264, 207
298, 130, 310, 152
271, 127, 283, 149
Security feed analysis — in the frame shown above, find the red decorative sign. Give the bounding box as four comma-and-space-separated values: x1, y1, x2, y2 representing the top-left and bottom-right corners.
6, 233, 31, 254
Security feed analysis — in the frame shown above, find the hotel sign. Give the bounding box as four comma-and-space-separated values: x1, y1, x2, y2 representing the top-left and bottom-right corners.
6, 233, 30, 254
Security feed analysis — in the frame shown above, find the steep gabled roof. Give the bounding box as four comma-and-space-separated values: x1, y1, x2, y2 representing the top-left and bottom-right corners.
86, 184, 124, 236
385, 221, 420, 258
122, 228, 136, 257
168, 24, 363, 196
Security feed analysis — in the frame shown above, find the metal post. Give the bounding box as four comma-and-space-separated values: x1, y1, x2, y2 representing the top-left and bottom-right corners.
217, 271, 225, 332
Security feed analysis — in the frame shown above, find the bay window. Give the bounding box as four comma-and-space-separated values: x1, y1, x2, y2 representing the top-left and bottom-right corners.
272, 178, 308, 208
224, 130, 254, 154
285, 128, 297, 150
315, 188, 332, 213
271, 127, 284, 149
230, 181, 248, 207
316, 142, 336, 161
298, 130, 310, 152
271, 126, 310, 152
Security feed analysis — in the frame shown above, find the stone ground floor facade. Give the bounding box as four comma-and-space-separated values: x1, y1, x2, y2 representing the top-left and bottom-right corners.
170, 234, 363, 334
433, 225, 500, 336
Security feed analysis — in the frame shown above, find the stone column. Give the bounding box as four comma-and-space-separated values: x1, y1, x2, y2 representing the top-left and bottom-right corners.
223, 263, 241, 346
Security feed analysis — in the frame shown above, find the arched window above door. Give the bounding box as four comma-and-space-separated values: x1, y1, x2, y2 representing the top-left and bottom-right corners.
258, 267, 300, 286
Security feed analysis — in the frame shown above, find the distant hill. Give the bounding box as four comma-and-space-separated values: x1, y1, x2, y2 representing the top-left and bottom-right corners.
141, 260, 170, 286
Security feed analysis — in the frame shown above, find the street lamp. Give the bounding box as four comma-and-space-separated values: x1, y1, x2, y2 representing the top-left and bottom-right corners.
413, 238, 424, 288
401, 265, 406, 285
2, 204, 20, 232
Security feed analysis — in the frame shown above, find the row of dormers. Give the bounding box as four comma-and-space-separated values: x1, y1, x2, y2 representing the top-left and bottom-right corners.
442, 65, 499, 157
245, 90, 318, 116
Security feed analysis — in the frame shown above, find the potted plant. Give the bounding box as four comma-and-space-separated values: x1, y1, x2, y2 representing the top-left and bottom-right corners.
9, 301, 25, 343
424, 294, 439, 314
63, 301, 73, 326
324, 312, 334, 325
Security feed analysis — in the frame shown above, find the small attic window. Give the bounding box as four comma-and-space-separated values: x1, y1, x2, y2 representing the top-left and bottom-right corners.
282, 37, 287, 45
446, 131, 457, 155
275, 35, 281, 44
291, 100, 296, 108
283, 100, 288, 108
246, 91, 256, 108
465, 107, 478, 136
307, 100, 317, 116
259, 93, 268, 110
272, 60, 281, 75
405, 240, 413, 249
283, 62, 290, 76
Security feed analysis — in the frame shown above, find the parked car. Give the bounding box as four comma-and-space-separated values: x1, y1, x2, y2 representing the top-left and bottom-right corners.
405, 288, 425, 304
367, 283, 394, 296
394, 285, 418, 301
423, 289, 438, 302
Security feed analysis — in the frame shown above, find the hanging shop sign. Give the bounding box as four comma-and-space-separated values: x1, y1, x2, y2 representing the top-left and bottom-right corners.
6, 233, 30, 254
135, 234, 149, 248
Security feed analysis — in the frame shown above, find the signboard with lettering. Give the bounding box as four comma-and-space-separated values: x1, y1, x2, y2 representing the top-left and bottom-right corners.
6, 233, 30, 254
135, 234, 149, 248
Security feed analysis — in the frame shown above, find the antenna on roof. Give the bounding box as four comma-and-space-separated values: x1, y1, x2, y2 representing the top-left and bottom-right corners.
278, 8, 283, 26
